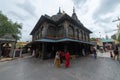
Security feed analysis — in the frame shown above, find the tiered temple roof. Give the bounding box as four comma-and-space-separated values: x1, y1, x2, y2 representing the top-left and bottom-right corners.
30, 8, 92, 35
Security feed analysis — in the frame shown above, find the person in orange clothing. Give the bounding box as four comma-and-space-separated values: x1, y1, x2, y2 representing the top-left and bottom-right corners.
65, 51, 70, 68
54, 51, 61, 68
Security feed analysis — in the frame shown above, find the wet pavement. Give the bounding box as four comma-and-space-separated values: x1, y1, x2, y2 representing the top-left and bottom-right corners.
0, 54, 120, 80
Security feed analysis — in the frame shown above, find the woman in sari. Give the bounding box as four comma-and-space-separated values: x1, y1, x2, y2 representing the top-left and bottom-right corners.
65, 51, 70, 68
54, 51, 61, 68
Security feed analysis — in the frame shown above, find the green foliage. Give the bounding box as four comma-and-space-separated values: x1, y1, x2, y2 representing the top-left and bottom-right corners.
90, 38, 97, 41
0, 11, 22, 40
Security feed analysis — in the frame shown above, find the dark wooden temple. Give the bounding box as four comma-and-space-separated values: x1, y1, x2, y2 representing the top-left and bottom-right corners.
30, 8, 93, 59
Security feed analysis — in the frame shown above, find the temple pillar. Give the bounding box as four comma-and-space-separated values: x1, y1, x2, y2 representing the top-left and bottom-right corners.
64, 21, 68, 37
75, 28, 78, 39
41, 42, 46, 59
44, 22, 49, 37
64, 43, 68, 52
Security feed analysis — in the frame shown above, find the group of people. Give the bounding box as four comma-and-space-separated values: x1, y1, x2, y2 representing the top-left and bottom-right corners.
54, 51, 70, 68
92, 46, 119, 60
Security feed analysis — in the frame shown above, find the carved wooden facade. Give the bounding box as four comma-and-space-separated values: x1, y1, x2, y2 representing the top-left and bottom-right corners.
30, 9, 92, 59
31, 18, 91, 41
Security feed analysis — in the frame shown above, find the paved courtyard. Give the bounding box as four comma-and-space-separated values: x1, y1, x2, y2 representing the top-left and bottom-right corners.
0, 53, 120, 80
97, 50, 112, 58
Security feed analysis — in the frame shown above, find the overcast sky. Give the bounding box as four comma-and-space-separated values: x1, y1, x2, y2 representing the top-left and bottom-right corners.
0, 0, 120, 41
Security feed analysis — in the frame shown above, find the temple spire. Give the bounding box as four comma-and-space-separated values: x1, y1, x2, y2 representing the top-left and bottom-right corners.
58, 7, 61, 14
72, 7, 78, 20
73, 7, 75, 13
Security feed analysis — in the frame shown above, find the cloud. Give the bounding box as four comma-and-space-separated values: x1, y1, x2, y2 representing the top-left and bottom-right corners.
73, 0, 120, 38
16, 0, 36, 16
93, 0, 120, 21
72, 0, 87, 8
0, 0, 120, 41
96, 0, 120, 14
8, 11, 27, 21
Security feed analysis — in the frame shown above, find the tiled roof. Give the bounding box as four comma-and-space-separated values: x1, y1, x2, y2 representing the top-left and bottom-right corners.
30, 11, 92, 35
51, 13, 63, 21
0, 34, 16, 42
100, 38, 114, 42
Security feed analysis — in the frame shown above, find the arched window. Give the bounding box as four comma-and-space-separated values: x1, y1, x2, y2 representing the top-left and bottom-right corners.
47, 26, 56, 38
82, 31, 85, 40
68, 25, 74, 38
36, 31, 39, 39
76, 29, 79, 39
57, 26, 64, 37
38, 28, 41, 38
81, 30, 83, 40
86, 34, 89, 41
41, 26, 44, 37
84, 33, 85, 40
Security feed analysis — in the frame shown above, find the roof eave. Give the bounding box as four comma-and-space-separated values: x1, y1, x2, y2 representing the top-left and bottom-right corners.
57, 14, 92, 33
30, 16, 55, 35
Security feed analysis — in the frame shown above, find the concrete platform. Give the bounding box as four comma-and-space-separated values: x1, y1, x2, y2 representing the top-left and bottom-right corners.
0, 55, 120, 80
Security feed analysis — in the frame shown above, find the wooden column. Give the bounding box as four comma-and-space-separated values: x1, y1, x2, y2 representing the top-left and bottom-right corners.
75, 43, 78, 55
64, 21, 68, 37
41, 42, 46, 59
64, 43, 68, 52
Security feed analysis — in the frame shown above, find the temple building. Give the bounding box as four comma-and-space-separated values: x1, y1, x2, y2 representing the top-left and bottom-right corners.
30, 8, 92, 59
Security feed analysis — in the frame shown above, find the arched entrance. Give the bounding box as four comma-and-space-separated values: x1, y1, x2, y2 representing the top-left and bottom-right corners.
0, 34, 16, 58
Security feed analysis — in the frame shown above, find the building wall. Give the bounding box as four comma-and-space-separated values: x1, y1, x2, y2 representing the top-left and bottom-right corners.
32, 20, 90, 42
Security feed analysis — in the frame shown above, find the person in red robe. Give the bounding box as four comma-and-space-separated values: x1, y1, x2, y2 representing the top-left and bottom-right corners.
65, 51, 70, 68
59, 51, 65, 64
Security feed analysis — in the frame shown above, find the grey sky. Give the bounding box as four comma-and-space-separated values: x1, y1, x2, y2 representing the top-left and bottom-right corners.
0, 0, 120, 41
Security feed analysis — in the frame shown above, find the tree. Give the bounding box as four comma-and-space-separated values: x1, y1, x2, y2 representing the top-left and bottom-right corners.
90, 38, 97, 41
0, 11, 22, 40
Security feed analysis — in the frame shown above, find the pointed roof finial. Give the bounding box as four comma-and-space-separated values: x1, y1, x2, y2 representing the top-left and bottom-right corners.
72, 6, 78, 20
73, 7, 75, 13
59, 7, 61, 14
62, 10, 65, 14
